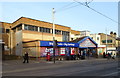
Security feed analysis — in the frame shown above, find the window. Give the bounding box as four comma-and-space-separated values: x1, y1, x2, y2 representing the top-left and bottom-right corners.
62, 31, 69, 36
17, 26, 22, 31
17, 24, 22, 31
1, 27, 5, 33
97, 37, 99, 40
13, 28, 16, 32
39, 27, 51, 33
55, 30, 61, 34
71, 38, 74, 40
39, 27, 44, 32
6, 29, 10, 33
46, 28, 50, 33
24, 25, 28, 30
102, 40, 113, 43
102, 40, 106, 43
24, 24, 38, 31
108, 40, 112, 43
34, 26, 38, 31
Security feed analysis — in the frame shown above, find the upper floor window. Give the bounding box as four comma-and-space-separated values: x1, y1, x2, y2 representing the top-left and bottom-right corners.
24, 24, 38, 32
62, 31, 69, 36
12, 28, 16, 32
102, 40, 112, 43
17, 24, 22, 31
6, 29, 10, 33
24, 25, 28, 30
0, 27, 5, 33
39, 27, 51, 33
55, 29, 61, 35
97, 37, 99, 40
17, 26, 22, 31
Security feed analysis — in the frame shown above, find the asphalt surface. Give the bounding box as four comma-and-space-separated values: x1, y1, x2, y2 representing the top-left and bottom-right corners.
2, 58, 120, 77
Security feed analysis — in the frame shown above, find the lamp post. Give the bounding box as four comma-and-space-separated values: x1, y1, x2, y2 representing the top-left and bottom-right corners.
10, 26, 12, 55
52, 8, 55, 63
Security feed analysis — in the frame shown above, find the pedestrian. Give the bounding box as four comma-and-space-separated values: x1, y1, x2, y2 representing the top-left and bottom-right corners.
112, 53, 115, 59
23, 52, 29, 63
103, 52, 106, 58
107, 53, 111, 60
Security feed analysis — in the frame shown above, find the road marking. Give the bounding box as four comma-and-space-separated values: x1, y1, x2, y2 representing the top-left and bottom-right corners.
103, 71, 120, 76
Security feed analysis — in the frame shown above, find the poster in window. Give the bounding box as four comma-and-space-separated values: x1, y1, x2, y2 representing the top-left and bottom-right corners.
71, 48, 75, 55
60, 48, 65, 55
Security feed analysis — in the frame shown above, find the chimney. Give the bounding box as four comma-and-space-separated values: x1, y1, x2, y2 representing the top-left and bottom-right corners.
114, 32, 117, 38
110, 31, 114, 37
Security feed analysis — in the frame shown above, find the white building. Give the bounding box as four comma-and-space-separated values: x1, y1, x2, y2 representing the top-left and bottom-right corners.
90, 34, 106, 56
80, 30, 90, 37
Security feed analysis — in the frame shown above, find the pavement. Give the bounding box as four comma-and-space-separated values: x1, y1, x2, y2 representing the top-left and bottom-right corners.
2, 57, 118, 66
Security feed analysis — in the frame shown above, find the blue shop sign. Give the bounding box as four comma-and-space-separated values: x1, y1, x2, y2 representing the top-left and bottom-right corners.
40, 41, 78, 47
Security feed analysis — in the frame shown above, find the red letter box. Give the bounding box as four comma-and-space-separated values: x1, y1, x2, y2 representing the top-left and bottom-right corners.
46, 52, 50, 61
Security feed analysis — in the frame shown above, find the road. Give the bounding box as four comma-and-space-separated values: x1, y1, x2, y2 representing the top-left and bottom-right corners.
2, 58, 119, 77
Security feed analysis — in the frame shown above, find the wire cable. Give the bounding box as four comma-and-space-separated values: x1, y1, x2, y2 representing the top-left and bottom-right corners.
55, 2, 75, 12
74, 0, 119, 24
56, 4, 81, 13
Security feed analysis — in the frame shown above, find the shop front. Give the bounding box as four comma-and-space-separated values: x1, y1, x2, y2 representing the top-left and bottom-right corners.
71, 36, 98, 59
40, 41, 78, 60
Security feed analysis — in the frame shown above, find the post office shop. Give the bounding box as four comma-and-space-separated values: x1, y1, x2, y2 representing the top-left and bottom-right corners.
40, 41, 79, 60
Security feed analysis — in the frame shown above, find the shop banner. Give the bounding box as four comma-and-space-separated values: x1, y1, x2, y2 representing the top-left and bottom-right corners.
40, 41, 78, 47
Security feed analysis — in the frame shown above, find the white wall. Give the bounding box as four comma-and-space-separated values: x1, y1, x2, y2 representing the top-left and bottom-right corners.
90, 34, 101, 45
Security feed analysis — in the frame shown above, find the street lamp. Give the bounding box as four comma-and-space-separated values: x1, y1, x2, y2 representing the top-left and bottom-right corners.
52, 8, 56, 63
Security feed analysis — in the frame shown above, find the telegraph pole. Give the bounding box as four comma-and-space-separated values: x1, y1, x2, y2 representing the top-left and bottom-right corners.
52, 8, 55, 63
106, 28, 108, 54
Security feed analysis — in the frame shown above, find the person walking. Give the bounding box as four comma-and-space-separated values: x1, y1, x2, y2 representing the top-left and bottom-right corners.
107, 53, 111, 60
103, 52, 106, 58
23, 52, 29, 63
